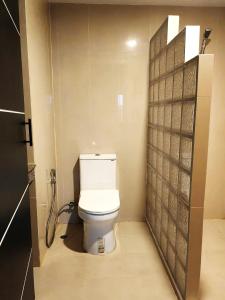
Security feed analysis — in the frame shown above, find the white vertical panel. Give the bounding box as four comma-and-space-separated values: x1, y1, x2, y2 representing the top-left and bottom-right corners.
185, 26, 200, 62
167, 15, 179, 44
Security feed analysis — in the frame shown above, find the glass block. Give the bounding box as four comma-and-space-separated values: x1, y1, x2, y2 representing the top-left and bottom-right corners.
157, 105, 164, 126
150, 209, 156, 230
160, 232, 168, 257
163, 132, 171, 155
169, 191, 178, 221
147, 173, 152, 190
165, 75, 173, 101
177, 200, 189, 237
166, 45, 174, 72
155, 196, 162, 219
150, 85, 154, 102
168, 217, 177, 248
147, 163, 152, 182
183, 61, 198, 98
150, 62, 155, 81
148, 106, 153, 125
146, 206, 151, 222
147, 147, 151, 164
149, 128, 153, 144
153, 106, 158, 125
180, 137, 192, 171
157, 175, 163, 199
164, 104, 172, 128
160, 23, 167, 50
155, 216, 161, 243
170, 134, 180, 162
162, 181, 169, 208
147, 165, 151, 182
152, 128, 157, 147
175, 260, 186, 297
157, 153, 163, 176
155, 33, 161, 56
148, 188, 152, 205
150, 39, 155, 60
175, 33, 185, 67
163, 157, 170, 182
167, 243, 175, 275
173, 70, 183, 100
148, 105, 152, 122
157, 130, 163, 151
151, 149, 157, 169
153, 83, 159, 102
148, 147, 152, 163
151, 190, 156, 211
149, 108, 153, 126
181, 103, 195, 134
146, 193, 151, 220
159, 80, 166, 101
155, 58, 160, 79
176, 230, 188, 267
148, 166, 153, 183
160, 51, 166, 75
172, 104, 182, 131
180, 171, 190, 202
150, 129, 153, 141
152, 169, 157, 190
170, 163, 179, 191
161, 206, 168, 233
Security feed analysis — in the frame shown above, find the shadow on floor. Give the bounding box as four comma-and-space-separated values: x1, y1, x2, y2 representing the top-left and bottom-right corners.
63, 223, 85, 253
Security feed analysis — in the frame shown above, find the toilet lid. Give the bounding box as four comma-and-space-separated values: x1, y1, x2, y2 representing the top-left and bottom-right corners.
79, 190, 120, 215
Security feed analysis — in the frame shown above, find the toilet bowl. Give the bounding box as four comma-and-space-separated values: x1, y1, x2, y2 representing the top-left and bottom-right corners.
78, 154, 120, 255
78, 189, 120, 254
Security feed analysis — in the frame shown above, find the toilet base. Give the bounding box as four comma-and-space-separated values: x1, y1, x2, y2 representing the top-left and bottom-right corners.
84, 221, 116, 254
79, 210, 119, 255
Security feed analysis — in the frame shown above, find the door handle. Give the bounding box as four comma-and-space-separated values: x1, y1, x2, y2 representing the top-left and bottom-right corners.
24, 118, 33, 146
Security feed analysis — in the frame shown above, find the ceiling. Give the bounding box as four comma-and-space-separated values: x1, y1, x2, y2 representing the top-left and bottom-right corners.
50, 0, 225, 7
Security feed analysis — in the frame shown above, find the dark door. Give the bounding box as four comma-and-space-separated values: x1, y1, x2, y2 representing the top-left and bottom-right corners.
0, 0, 24, 112
0, 1, 34, 299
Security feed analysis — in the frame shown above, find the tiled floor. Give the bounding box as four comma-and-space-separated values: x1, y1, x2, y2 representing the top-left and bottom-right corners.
200, 219, 225, 300
34, 222, 176, 300
35, 220, 225, 300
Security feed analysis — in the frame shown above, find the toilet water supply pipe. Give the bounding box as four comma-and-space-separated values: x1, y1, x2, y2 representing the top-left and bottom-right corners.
45, 169, 75, 248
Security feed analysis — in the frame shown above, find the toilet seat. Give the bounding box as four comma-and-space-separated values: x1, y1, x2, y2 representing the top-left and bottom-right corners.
79, 189, 120, 215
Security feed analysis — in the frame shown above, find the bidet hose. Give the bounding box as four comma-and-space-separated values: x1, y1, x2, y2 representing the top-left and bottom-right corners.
45, 169, 57, 248
45, 169, 75, 248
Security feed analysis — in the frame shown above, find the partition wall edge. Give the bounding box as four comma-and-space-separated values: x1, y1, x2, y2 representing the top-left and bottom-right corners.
186, 54, 214, 300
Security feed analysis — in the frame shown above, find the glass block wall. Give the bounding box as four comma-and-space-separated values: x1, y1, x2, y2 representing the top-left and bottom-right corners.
146, 19, 200, 299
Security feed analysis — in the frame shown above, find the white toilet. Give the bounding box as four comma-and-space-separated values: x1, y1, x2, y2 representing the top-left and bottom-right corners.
78, 154, 120, 255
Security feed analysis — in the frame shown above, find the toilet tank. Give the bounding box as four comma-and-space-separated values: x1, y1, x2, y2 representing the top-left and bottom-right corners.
79, 154, 116, 190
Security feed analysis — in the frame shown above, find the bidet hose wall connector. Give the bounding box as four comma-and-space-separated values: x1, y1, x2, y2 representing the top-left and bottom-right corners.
45, 169, 76, 248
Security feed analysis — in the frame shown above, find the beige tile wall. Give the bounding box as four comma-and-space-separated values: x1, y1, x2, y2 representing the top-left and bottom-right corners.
50, 4, 225, 221
20, 0, 56, 263
50, 4, 150, 221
